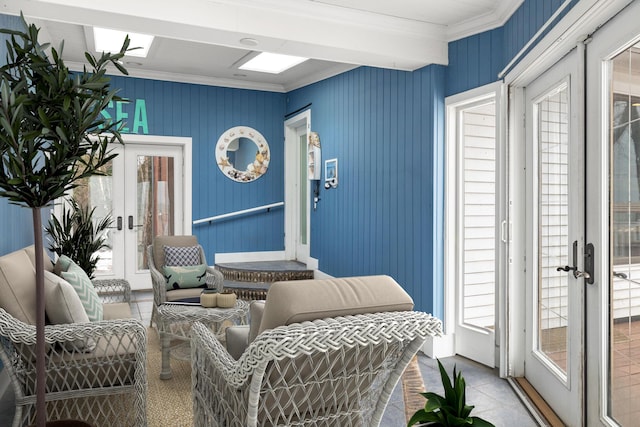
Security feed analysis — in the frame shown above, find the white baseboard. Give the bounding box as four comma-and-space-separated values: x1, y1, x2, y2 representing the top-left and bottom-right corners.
420, 333, 455, 359
214, 251, 286, 263
313, 269, 333, 279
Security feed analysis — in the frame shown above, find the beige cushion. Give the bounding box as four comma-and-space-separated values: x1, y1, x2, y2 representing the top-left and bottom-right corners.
103, 303, 132, 320
0, 248, 38, 324
165, 287, 205, 301
226, 301, 265, 359
24, 245, 54, 273
152, 235, 198, 268
43, 271, 97, 351
249, 301, 265, 343
44, 271, 89, 324
258, 275, 414, 335
225, 325, 249, 360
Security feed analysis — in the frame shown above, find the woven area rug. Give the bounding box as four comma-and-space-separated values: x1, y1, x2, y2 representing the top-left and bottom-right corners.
146, 328, 193, 427
145, 328, 425, 426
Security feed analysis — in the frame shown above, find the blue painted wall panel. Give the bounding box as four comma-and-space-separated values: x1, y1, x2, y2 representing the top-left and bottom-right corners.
287, 65, 445, 314
446, 27, 504, 97
447, 0, 579, 97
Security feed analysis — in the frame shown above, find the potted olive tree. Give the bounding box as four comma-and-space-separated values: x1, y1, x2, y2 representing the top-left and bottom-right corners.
0, 15, 129, 427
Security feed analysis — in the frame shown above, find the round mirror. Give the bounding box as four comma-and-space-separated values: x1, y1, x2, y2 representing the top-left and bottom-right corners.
215, 126, 270, 182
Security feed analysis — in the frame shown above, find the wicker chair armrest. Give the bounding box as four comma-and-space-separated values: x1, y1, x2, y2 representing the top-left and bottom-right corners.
148, 261, 168, 306
192, 322, 247, 388
0, 311, 145, 347
92, 278, 132, 303
205, 267, 224, 292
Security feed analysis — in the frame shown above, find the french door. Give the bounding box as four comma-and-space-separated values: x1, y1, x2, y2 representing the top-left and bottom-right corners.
586, 2, 640, 425
523, 48, 585, 425
66, 136, 189, 290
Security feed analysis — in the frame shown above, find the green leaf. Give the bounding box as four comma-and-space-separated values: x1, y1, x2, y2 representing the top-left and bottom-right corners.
424, 394, 447, 412
470, 416, 495, 427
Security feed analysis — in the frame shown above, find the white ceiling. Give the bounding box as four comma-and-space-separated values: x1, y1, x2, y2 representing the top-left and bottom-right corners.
3, 0, 523, 92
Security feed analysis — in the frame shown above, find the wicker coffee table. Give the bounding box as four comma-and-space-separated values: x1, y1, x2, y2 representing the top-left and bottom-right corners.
157, 299, 249, 379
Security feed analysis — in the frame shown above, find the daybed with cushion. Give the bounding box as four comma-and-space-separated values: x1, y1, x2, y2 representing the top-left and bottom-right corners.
0, 246, 147, 427
191, 275, 443, 427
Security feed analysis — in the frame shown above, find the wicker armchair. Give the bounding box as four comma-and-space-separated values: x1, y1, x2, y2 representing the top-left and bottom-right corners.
147, 235, 224, 327
191, 275, 443, 427
0, 245, 147, 426
0, 310, 147, 427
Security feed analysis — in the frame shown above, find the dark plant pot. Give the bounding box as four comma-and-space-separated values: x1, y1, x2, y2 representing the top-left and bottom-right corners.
29, 421, 93, 427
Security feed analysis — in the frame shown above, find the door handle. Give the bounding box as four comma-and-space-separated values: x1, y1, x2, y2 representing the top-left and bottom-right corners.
107, 216, 123, 230
128, 215, 143, 230
556, 240, 594, 283
556, 265, 577, 273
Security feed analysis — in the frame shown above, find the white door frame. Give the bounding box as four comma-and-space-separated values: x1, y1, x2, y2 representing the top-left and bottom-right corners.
284, 110, 314, 265
444, 81, 507, 369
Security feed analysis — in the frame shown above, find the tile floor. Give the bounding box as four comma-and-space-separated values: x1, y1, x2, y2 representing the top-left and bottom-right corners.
0, 290, 540, 426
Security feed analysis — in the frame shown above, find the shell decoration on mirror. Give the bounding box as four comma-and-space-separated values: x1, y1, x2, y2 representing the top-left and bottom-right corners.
215, 126, 270, 183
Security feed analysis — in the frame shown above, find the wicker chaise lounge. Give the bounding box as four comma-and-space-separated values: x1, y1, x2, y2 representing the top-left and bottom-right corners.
191, 275, 443, 427
0, 246, 147, 427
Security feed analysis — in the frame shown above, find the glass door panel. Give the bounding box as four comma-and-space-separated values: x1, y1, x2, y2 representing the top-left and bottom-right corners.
608, 42, 640, 426
135, 155, 175, 271
70, 158, 117, 275
538, 83, 570, 374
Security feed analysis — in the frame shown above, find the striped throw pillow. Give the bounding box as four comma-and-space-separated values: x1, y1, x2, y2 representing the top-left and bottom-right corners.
61, 262, 103, 322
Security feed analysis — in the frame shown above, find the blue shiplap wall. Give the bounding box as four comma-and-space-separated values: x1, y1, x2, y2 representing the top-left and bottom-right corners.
0, 14, 34, 255
446, 28, 504, 97
446, 0, 579, 96
107, 76, 286, 263
286, 66, 446, 315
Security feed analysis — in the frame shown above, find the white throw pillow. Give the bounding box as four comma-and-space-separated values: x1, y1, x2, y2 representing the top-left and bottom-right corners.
44, 271, 90, 324
44, 270, 95, 351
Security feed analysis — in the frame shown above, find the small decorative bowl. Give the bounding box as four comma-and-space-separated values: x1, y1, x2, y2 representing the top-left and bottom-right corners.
217, 292, 237, 308
200, 289, 218, 308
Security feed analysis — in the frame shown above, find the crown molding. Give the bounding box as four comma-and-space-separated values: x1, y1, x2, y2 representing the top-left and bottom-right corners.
446, 0, 524, 42
66, 61, 288, 93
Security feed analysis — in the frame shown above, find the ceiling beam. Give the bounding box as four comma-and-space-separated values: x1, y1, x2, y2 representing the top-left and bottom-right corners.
5, 0, 449, 70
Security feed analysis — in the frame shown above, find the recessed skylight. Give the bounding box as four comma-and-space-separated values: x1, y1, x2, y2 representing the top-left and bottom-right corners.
93, 27, 154, 58
239, 52, 308, 74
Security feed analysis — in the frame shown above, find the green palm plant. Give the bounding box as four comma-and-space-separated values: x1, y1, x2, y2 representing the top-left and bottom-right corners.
46, 197, 113, 279
407, 359, 495, 427
0, 14, 129, 426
